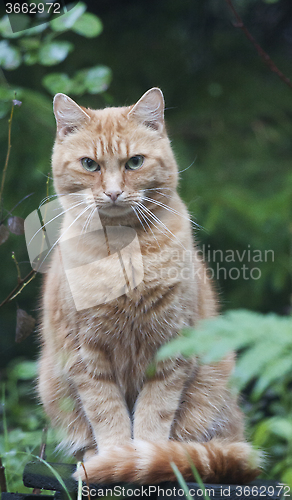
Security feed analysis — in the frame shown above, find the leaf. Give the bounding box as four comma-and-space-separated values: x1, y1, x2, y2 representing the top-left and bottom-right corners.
50, 2, 86, 32
15, 309, 36, 343
252, 420, 272, 447
10, 360, 38, 380
71, 12, 103, 38
23, 52, 39, 66
19, 38, 40, 51
76, 65, 112, 94
69, 72, 86, 95
7, 216, 24, 235
42, 72, 72, 95
269, 418, 292, 442
0, 41, 21, 70
281, 468, 292, 489
38, 41, 74, 66
0, 85, 22, 100
23, 23, 48, 36
0, 224, 9, 245
252, 355, 292, 399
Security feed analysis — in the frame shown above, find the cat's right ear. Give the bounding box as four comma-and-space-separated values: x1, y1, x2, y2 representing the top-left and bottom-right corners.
53, 93, 90, 139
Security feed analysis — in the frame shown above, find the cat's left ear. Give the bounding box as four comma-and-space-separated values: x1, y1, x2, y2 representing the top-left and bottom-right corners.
128, 88, 165, 133
53, 93, 90, 139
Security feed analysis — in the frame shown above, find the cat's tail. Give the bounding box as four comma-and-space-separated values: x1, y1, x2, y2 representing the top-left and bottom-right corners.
73, 439, 262, 485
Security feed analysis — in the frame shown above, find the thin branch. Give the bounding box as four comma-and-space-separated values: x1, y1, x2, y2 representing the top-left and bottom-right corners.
12, 252, 22, 284
0, 103, 14, 210
225, 0, 292, 91
81, 463, 91, 500
0, 192, 34, 226
33, 427, 48, 495
0, 269, 36, 309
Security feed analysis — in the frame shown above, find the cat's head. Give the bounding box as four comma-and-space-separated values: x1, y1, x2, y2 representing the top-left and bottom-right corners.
52, 88, 179, 226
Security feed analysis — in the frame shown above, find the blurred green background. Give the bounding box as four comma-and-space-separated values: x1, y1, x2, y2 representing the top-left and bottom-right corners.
0, 0, 291, 491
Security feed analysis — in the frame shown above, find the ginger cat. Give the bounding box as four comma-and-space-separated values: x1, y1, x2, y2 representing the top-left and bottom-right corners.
38, 88, 261, 484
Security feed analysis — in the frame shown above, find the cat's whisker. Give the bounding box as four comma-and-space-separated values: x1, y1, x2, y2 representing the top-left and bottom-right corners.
28, 201, 86, 247
137, 203, 186, 250
81, 204, 98, 236
144, 187, 174, 192
38, 192, 87, 208
144, 188, 173, 200
177, 157, 197, 174
131, 206, 147, 234
132, 204, 161, 249
142, 195, 199, 229
37, 204, 92, 272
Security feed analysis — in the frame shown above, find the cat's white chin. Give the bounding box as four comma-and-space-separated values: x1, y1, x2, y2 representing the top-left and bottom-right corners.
98, 204, 132, 217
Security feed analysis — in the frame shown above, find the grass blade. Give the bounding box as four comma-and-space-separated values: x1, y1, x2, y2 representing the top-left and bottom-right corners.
170, 462, 193, 500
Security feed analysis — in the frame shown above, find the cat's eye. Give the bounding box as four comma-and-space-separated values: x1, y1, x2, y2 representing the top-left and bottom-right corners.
125, 155, 144, 170
80, 157, 100, 172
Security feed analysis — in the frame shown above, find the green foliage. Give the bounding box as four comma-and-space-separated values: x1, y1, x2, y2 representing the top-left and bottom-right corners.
0, 2, 111, 106
158, 309, 292, 485
42, 65, 112, 96
0, 359, 73, 492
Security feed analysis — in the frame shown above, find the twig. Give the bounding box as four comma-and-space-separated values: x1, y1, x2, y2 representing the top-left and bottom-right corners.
0, 193, 34, 226
225, 0, 292, 91
12, 252, 22, 284
81, 463, 91, 500
33, 427, 48, 495
0, 269, 36, 308
0, 103, 14, 211
0, 457, 7, 493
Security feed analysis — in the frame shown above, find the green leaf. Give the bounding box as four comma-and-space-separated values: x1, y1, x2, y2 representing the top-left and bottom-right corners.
0, 86, 22, 100
269, 418, 292, 442
71, 12, 103, 38
252, 355, 292, 399
42, 73, 72, 95
38, 41, 74, 66
50, 2, 86, 32
23, 23, 48, 36
281, 468, 292, 489
252, 420, 273, 447
19, 38, 40, 51
77, 65, 112, 94
10, 360, 38, 381
0, 41, 21, 70
69, 72, 86, 95
23, 52, 39, 66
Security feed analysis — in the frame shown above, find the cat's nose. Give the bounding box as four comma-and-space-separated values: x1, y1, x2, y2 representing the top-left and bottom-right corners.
104, 190, 123, 202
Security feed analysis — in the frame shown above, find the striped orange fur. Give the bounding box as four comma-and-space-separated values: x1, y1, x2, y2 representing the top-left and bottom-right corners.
39, 88, 261, 485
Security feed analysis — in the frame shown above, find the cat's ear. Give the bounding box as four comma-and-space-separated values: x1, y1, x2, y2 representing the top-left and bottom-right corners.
53, 93, 90, 138
128, 88, 165, 133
